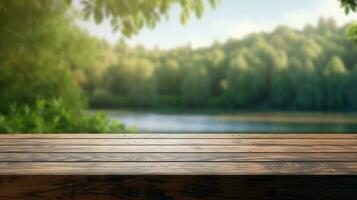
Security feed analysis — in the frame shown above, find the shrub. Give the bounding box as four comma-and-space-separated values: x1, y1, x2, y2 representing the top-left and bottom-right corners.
0, 99, 126, 133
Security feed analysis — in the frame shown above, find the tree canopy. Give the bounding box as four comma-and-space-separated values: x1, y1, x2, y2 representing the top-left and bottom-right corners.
0, 0, 219, 37
79, 0, 220, 36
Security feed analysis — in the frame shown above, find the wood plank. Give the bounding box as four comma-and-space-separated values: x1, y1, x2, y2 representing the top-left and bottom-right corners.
1, 176, 357, 200
1, 138, 357, 146
1, 134, 357, 198
1, 162, 357, 175
1, 152, 357, 162
1, 133, 357, 139
0, 134, 356, 176
1, 145, 357, 152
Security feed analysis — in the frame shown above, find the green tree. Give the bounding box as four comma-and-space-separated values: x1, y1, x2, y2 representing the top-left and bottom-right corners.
249, 39, 279, 102
127, 59, 158, 107
290, 58, 319, 109
224, 52, 250, 107
157, 59, 181, 95
181, 67, 211, 107
270, 50, 291, 107
0, 1, 87, 112
207, 48, 226, 96
323, 56, 348, 108
347, 65, 357, 108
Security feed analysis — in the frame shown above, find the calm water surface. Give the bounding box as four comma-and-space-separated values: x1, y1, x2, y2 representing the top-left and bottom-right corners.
91, 110, 357, 133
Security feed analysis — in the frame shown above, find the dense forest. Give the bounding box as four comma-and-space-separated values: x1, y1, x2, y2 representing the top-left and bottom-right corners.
81, 18, 357, 111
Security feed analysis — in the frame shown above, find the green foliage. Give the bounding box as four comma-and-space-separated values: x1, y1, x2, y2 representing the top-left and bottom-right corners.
293, 60, 320, 109
0, 0, 96, 113
79, 0, 219, 37
207, 48, 226, 96
0, 99, 126, 133
88, 18, 356, 111
181, 67, 211, 107
157, 59, 182, 95
127, 58, 159, 107
346, 23, 357, 43
0, 0, 355, 133
323, 57, 348, 108
0, 0, 218, 37
270, 54, 291, 107
159, 95, 180, 107
90, 89, 118, 108
0, 0, 218, 133
340, 0, 357, 43
341, 0, 357, 14
224, 52, 251, 106
347, 66, 357, 108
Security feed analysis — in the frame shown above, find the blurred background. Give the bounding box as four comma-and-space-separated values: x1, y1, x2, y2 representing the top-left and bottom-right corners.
1, 0, 357, 133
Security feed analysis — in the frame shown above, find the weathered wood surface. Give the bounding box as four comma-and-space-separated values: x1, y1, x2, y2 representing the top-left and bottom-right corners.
0, 134, 357, 175
1, 176, 357, 200
1, 134, 357, 199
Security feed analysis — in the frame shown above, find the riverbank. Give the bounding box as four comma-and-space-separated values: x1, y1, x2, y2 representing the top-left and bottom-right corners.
87, 109, 357, 133
88, 108, 357, 124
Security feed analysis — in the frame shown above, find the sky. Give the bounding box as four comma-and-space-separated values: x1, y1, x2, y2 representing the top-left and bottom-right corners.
77, 0, 357, 49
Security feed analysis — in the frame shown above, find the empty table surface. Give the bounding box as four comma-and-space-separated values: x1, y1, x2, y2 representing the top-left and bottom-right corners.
0, 134, 357, 175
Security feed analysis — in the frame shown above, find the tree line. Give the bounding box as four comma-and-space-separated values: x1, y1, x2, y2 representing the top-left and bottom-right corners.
81, 18, 357, 111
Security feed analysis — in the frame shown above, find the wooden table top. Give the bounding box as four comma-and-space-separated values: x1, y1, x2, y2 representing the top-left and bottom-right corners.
1, 134, 357, 175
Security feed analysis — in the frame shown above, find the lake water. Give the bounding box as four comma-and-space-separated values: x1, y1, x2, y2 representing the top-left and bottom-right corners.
91, 110, 357, 133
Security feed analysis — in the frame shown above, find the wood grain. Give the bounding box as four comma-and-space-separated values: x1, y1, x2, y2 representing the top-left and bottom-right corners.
1, 134, 357, 199
1, 138, 357, 146
1, 162, 357, 175
1, 133, 357, 139
0, 134, 357, 175
2, 152, 357, 161
1, 176, 357, 200
1, 145, 357, 153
